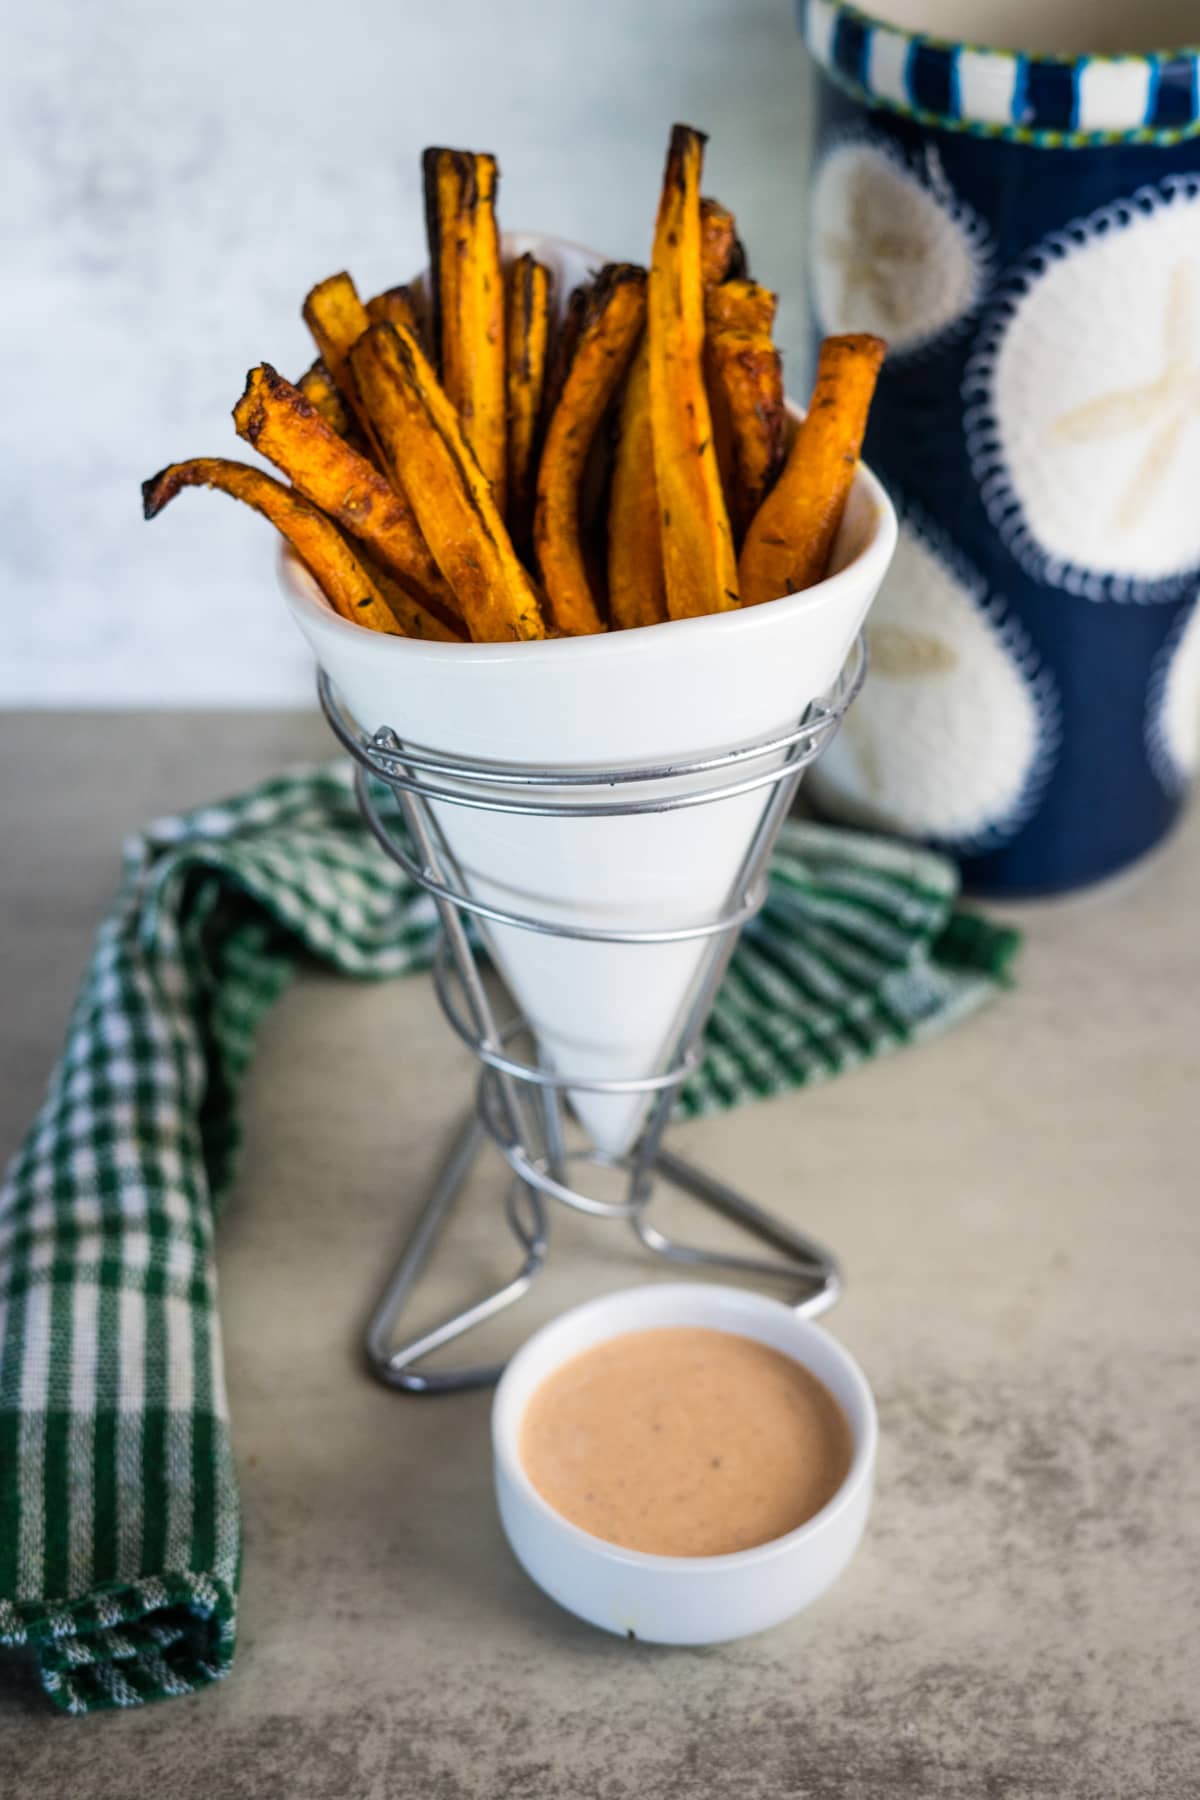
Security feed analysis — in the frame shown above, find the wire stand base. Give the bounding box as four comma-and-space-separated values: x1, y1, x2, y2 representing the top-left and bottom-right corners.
364, 1109, 841, 1394
320, 637, 866, 1396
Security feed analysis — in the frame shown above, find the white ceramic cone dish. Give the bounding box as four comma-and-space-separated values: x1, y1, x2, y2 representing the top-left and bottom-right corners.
283, 235, 897, 1156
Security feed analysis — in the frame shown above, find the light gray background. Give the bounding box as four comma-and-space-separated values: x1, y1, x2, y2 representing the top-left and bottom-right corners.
1, 0, 814, 705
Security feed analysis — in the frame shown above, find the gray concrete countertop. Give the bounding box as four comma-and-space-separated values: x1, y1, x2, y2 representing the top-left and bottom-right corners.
1, 712, 1197, 1798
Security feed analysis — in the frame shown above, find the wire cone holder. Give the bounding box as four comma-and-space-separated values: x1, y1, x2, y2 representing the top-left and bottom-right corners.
320, 634, 867, 1394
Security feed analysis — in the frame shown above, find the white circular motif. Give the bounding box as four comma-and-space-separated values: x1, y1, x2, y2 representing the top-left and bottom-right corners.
1146, 600, 1200, 794
809, 136, 992, 356
808, 512, 1060, 849
964, 177, 1200, 602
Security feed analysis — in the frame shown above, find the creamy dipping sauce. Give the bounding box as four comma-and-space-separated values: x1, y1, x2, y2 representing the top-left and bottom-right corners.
519, 1326, 854, 1558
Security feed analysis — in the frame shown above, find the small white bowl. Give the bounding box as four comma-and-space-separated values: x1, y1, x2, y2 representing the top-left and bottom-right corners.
492, 1283, 877, 1645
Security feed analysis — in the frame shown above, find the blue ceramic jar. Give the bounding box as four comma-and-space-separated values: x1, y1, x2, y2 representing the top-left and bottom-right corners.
797, 0, 1200, 893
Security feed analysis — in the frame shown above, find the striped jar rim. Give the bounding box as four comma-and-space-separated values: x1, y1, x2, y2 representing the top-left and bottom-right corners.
798, 0, 1200, 146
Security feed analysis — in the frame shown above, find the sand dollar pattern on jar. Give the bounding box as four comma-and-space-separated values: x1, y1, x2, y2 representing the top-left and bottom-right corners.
809, 131, 995, 357
964, 175, 1200, 603
807, 504, 1061, 851
800, 0, 1200, 892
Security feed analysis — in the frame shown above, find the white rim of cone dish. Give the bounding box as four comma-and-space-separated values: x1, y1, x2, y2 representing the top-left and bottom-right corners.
279, 450, 897, 675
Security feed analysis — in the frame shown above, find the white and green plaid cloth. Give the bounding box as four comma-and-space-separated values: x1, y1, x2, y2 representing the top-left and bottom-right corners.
0, 762, 1018, 1714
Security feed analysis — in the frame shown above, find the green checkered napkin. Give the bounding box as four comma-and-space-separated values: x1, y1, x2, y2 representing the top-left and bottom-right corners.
0, 762, 1018, 1714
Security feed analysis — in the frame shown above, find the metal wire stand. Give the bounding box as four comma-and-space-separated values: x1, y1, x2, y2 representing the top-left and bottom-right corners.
321, 637, 866, 1394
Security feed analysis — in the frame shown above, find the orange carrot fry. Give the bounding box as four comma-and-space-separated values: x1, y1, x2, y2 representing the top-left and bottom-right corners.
422, 147, 507, 508
739, 333, 885, 603
647, 124, 739, 619
142, 457, 401, 635
534, 263, 647, 635
505, 253, 553, 549
351, 321, 546, 643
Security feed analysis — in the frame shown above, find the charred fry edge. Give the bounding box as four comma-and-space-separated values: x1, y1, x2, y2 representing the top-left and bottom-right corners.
142, 457, 401, 635
421, 149, 449, 372
738, 332, 886, 604
648, 123, 739, 620
506, 254, 553, 550
534, 262, 647, 636
541, 283, 590, 440
351, 321, 546, 643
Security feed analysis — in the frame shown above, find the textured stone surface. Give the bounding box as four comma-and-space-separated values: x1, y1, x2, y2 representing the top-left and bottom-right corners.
1, 713, 1198, 1797
0, 0, 814, 706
